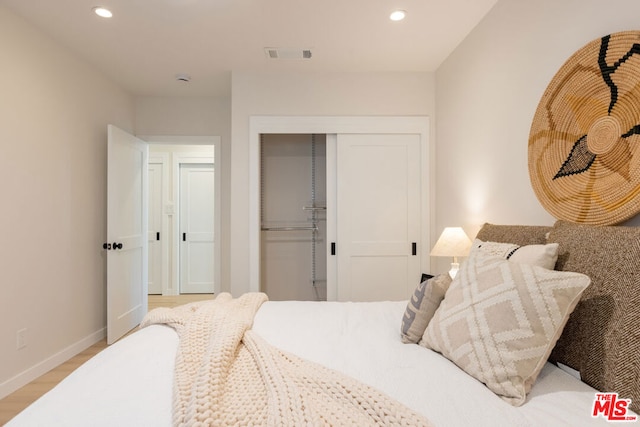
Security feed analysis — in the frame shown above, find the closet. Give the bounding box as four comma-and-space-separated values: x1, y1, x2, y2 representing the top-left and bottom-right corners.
259, 130, 423, 302
260, 134, 327, 301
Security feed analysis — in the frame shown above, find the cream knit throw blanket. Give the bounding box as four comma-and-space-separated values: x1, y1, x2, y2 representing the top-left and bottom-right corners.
141, 292, 431, 427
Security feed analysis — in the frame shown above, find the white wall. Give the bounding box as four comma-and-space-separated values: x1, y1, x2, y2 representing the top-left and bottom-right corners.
135, 96, 232, 292
230, 71, 436, 295
135, 96, 230, 137
436, 0, 640, 242
0, 5, 134, 396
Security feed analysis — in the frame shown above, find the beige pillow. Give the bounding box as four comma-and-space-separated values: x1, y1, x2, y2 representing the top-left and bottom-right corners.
400, 273, 452, 344
471, 238, 559, 270
421, 253, 590, 405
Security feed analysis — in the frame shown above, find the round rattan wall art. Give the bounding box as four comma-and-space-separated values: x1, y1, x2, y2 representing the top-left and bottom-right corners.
529, 31, 640, 225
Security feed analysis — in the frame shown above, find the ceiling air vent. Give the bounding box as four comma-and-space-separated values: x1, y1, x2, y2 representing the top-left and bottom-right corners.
264, 48, 313, 60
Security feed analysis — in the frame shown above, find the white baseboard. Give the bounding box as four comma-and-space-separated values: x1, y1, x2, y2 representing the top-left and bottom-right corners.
0, 328, 106, 399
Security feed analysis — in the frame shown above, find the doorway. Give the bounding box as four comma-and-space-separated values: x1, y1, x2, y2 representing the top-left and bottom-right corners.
145, 139, 219, 295
106, 129, 219, 343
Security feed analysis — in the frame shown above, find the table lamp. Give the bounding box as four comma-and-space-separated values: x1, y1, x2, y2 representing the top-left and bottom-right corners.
430, 227, 472, 278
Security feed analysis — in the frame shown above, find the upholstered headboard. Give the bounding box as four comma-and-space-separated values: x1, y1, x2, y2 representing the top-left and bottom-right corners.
475, 223, 552, 246
476, 221, 640, 413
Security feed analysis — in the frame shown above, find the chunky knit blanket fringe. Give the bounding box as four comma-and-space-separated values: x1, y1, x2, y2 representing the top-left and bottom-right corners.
141, 292, 431, 427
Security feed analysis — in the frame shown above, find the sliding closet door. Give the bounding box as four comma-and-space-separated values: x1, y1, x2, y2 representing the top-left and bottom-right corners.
333, 133, 421, 301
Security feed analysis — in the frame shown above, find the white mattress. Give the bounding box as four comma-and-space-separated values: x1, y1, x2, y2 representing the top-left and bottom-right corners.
8, 300, 624, 426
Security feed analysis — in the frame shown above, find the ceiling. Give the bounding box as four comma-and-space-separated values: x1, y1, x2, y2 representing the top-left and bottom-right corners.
1, 0, 497, 97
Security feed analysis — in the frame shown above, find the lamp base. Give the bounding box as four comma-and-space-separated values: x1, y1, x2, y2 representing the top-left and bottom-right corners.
449, 262, 460, 279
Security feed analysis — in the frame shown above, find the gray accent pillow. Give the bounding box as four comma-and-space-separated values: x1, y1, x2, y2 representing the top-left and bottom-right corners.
401, 273, 452, 344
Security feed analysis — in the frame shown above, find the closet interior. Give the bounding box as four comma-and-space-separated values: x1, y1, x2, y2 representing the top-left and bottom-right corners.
260, 134, 327, 301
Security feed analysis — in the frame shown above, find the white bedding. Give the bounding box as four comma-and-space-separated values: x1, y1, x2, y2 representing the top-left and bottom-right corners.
7, 300, 624, 426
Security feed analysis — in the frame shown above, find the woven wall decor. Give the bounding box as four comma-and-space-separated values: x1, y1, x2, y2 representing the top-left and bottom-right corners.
529, 31, 640, 225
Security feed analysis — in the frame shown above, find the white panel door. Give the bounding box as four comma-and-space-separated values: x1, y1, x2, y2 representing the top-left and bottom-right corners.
334, 133, 421, 301
147, 162, 163, 295
107, 125, 148, 344
179, 164, 215, 294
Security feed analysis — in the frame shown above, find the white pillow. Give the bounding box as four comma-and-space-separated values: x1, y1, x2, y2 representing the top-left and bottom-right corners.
470, 238, 559, 270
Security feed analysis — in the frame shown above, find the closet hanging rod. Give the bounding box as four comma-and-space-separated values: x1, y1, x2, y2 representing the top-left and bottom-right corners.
302, 206, 326, 211
261, 226, 318, 232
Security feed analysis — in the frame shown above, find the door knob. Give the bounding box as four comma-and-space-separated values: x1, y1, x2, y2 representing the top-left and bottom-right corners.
112, 242, 123, 250
102, 242, 112, 250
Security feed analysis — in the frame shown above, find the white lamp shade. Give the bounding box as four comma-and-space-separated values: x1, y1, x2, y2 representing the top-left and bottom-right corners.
430, 227, 472, 257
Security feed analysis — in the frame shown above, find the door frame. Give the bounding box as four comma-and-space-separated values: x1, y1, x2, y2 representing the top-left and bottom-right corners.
248, 116, 433, 296
140, 136, 221, 295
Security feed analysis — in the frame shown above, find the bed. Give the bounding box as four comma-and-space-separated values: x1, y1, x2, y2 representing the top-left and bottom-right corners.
6, 221, 639, 426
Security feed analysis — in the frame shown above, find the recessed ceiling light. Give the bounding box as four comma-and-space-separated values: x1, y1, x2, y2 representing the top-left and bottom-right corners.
389, 10, 406, 21
93, 7, 113, 18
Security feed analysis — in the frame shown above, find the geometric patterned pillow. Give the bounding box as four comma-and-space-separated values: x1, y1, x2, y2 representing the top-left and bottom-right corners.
401, 273, 452, 344
421, 253, 590, 405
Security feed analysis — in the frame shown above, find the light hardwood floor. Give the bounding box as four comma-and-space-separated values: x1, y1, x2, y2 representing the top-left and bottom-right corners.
0, 294, 213, 426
